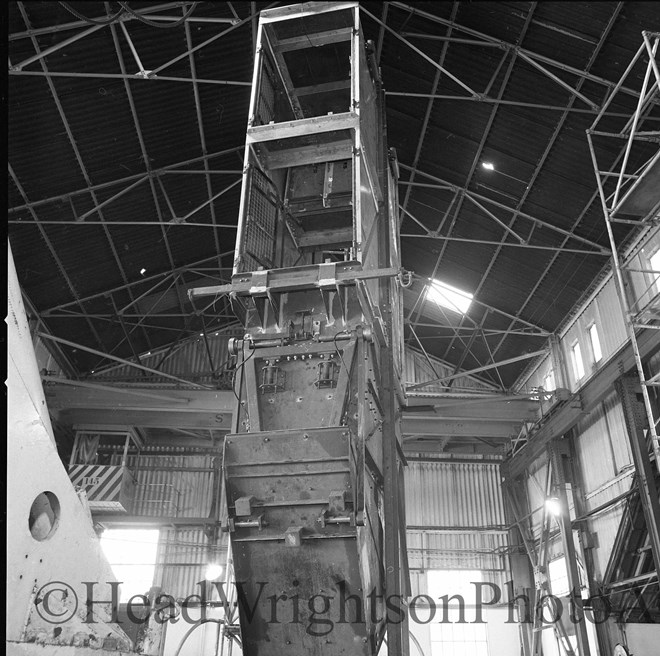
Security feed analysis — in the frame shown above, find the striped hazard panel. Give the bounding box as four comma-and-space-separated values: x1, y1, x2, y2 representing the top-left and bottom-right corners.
68, 464, 129, 508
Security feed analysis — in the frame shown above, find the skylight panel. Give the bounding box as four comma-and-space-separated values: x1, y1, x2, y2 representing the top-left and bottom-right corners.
427, 279, 473, 314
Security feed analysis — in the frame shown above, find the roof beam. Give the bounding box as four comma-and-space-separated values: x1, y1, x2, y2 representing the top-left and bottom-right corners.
9, 68, 252, 86
8, 148, 244, 214
41, 252, 233, 314
9, 219, 240, 228
8, 164, 108, 354
184, 14, 223, 270
402, 232, 611, 256
488, 3, 626, 373
402, 9, 532, 350
11, 23, 104, 70
375, 2, 388, 64
360, 5, 480, 99
17, 3, 152, 353
407, 349, 547, 391
151, 3, 273, 76
516, 50, 600, 111
402, 415, 520, 439
45, 382, 235, 429
9, 2, 192, 40
398, 165, 610, 253
391, 2, 644, 100
39, 332, 213, 389
398, 1, 460, 230
386, 92, 657, 118
405, 277, 551, 334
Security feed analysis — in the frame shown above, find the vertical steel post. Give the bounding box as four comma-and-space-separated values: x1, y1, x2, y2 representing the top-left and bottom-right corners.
586, 33, 660, 473
548, 439, 592, 656
381, 333, 407, 655
501, 463, 535, 656
565, 433, 614, 656
614, 376, 660, 576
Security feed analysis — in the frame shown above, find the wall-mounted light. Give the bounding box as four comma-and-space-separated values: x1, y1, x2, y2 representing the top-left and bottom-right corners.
205, 563, 223, 581
545, 497, 562, 516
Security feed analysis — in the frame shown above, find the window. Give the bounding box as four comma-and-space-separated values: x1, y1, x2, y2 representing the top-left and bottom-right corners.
548, 557, 570, 597
650, 249, 660, 281
427, 279, 473, 314
100, 528, 160, 602
544, 370, 555, 393
427, 569, 482, 602
588, 324, 602, 363
571, 341, 585, 381
430, 620, 489, 656
427, 570, 489, 656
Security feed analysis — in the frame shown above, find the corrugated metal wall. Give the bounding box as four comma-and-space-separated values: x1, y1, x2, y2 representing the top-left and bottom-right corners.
108, 451, 221, 599
119, 454, 217, 518
404, 347, 496, 393
524, 456, 552, 542
92, 332, 235, 386
574, 391, 633, 496
406, 462, 505, 527
518, 389, 637, 583
517, 228, 658, 396
405, 461, 509, 589
155, 528, 229, 600
573, 391, 635, 579
90, 334, 496, 392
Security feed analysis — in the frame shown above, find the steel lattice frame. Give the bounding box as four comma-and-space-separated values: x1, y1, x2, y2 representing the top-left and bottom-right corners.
586, 30, 660, 471
7, 2, 656, 392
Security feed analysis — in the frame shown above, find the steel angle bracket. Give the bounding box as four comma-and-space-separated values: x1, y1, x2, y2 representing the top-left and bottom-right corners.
318, 260, 348, 325
230, 293, 249, 325
355, 279, 387, 346
283, 211, 303, 251
249, 269, 281, 329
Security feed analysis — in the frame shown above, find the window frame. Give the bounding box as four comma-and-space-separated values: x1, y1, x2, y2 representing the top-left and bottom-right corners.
570, 340, 585, 381
587, 323, 602, 363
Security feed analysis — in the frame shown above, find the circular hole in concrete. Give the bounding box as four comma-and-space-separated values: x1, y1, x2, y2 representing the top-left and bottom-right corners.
29, 491, 60, 541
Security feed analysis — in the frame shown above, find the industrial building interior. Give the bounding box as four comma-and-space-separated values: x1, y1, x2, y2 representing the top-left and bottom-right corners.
6, 2, 660, 656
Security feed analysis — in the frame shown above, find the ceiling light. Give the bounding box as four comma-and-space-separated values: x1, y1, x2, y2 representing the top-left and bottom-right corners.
545, 497, 562, 516
205, 563, 223, 581
482, 161, 495, 171
427, 279, 473, 314
140, 268, 146, 275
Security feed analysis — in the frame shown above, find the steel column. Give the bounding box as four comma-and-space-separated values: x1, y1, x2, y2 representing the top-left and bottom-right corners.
548, 440, 592, 656
614, 376, 660, 577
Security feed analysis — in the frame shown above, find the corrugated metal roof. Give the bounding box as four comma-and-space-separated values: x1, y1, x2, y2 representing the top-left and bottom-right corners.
8, 1, 660, 387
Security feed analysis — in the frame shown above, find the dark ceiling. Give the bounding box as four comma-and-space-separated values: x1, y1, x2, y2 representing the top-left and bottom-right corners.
8, 1, 660, 390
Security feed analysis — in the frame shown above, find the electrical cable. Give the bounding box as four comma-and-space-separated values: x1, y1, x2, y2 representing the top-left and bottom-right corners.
230, 339, 256, 421
173, 618, 225, 656
333, 330, 351, 379
58, 2, 125, 25
117, 1, 198, 29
